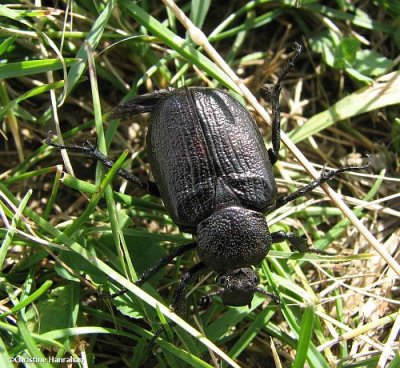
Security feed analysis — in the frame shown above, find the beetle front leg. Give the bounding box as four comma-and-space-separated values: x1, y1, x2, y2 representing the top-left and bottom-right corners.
146, 262, 207, 346
271, 230, 308, 252
107, 242, 197, 298
172, 262, 208, 317
46, 137, 161, 197
135, 242, 197, 286
146, 261, 207, 348
264, 43, 303, 166
271, 230, 330, 255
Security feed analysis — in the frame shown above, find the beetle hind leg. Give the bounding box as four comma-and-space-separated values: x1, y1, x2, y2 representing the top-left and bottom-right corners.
264, 42, 303, 166
264, 84, 281, 166
46, 136, 161, 197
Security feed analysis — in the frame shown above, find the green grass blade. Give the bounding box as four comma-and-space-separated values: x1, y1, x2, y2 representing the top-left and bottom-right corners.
290, 71, 400, 143
0, 59, 77, 79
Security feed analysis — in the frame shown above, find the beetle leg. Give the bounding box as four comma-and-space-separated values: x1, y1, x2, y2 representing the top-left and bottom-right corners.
149, 262, 206, 349
135, 242, 197, 286
265, 84, 281, 166
271, 230, 332, 255
269, 161, 370, 212
46, 136, 161, 197
198, 287, 280, 308
172, 262, 208, 317
255, 287, 280, 304
264, 43, 303, 166
111, 88, 175, 118
271, 230, 309, 252
106, 242, 197, 299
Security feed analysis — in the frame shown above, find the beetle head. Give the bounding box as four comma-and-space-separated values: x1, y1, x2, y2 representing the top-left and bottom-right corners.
198, 267, 280, 308
197, 206, 271, 270
216, 267, 259, 307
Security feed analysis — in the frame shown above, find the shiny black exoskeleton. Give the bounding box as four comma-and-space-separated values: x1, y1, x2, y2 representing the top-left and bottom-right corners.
144, 86, 278, 310
46, 44, 368, 315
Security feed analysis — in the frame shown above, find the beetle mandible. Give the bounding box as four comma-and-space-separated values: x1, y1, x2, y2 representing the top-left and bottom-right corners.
46, 43, 368, 315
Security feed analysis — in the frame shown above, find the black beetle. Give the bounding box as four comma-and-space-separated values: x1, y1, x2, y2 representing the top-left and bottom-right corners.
46, 44, 368, 316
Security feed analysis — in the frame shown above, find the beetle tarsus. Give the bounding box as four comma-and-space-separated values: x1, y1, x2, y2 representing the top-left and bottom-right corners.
146, 255, 205, 350
276, 42, 303, 85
